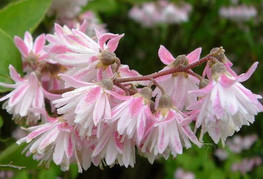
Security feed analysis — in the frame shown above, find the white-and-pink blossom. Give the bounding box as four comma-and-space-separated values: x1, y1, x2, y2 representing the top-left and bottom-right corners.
0, 66, 55, 124
188, 62, 263, 143
53, 75, 115, 137
219, 5, 257, 21
110, 88, 154, 143
154, 45, 202, 110
17, 114, 80, 171
14, 32, 47, 72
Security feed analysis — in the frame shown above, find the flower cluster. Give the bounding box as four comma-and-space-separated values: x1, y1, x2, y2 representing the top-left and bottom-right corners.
129, 0, 192, 27
232, 157, 262, 175
215, 134, 258, 161
0, 21, 262, 172
55, 10, 107, 38
47, 0, 106, 37
219, 5, 257, 21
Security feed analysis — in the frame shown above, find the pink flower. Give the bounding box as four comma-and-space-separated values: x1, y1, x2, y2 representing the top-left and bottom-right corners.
14, 32, 47, 72
154, 45, 202, 110
188, 62, 263, 143
53, 75, 115, 137
174, 168, 195, 179
46, 24, 123, 81
92, 123, 136, 167
111, 87, 154, 143
219, 5, 257, 21
141, 96, 201, 158
226, 134, 258, 153
17, 112, 80, 171
232, 157, 262, 175
49, 26, 123, 67
47, 0, 89, 19
214, 148, 228, 161
0, 65, 56, 124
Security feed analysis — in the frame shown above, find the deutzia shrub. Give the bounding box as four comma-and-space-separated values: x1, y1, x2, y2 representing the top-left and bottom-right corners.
0, 22, 262, 172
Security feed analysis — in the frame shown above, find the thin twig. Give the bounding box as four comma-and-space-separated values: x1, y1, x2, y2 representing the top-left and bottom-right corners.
114, 54, 215, 83
152, 80, 165, 95
186, 70, 203, 81
49, 87, 75, 94
0, 161, 25, 170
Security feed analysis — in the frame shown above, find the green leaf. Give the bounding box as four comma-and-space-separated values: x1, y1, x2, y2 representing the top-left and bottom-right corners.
0, 28, 22, 92
0, 143, 39, 169
13, 170, 30, 179
0, 115, 3, 128
0, 0, 52, 37
70, 164, 79, 178
84, 0, 117, 13
39, 166, 61, 179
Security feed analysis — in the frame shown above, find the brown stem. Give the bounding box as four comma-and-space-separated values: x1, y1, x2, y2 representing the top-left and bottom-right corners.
153, 80, 165, 95
49, 87, 75, 94
186, 70, 203, 81
115, 83, 136, 95
115, 57, 121, 72
114, 55, 214, 83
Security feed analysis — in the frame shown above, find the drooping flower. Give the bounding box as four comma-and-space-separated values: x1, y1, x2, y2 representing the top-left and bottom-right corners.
110, 87, 155, 143
140, 95, 201, 158
92, 122, 136, 167
17, 110, 82, 172
153, 45, 202, 110
188, 62, 263, 144
46, 24, 123, 82
14, 32, 47, 72
53, 75, 116, 137
0, 65, 57, 124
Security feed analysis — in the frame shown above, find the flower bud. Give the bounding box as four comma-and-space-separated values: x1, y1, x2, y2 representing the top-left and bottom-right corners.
99, 50, 118, 66
210, 47, 228, 63
139, 87, 152, 100
199, 79, 209, 88
171, 55, 189, 67
211, 62, 227, 80
158, 95, 173, 109
101, 79, 113, 90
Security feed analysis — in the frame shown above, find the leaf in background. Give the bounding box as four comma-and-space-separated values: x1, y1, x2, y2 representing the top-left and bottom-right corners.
0, 115, 3, 128
0, 29, 22, 92
70, 164, 79, 178
83, 0, 117, 13
39, 166, 61, 179
0, 143, 39, 169
13, 171, 30, 179
0, 0, 52, 37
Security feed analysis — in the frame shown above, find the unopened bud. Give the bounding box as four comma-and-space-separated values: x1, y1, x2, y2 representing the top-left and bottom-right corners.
140, 87, 152, 100
211, 63, 227, 80
101, 79, 113, 90
199, 79, 209, 88
171, 55, 189, 67
158, 95, 173, 109
210, 47, 228, 63
129, 84, 138, 93
99, 51, 118, 66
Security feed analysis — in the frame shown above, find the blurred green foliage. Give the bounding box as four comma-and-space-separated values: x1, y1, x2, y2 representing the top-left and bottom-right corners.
0, 0, 263, 178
